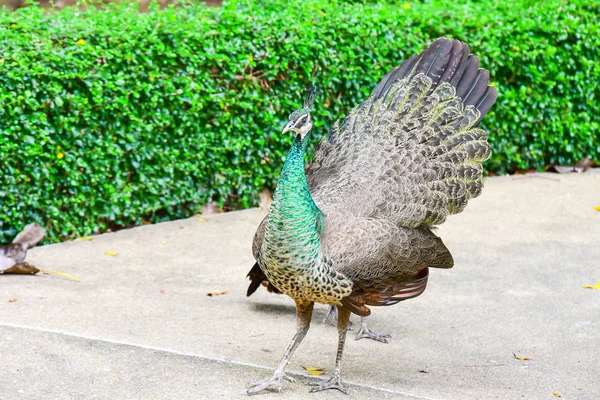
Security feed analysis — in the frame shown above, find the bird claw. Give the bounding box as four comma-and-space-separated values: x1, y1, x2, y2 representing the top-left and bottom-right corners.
246, 372, 295, 394
355, 326, 391, 343
309, 376, 347, 394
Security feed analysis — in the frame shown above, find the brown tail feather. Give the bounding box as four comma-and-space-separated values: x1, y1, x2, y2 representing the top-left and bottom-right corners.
341, 268, 429, 316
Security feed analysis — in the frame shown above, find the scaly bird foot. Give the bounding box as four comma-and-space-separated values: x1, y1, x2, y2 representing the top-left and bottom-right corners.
246, 372, 296, 395
309, 375, 347, 394
355, 324, 391, 343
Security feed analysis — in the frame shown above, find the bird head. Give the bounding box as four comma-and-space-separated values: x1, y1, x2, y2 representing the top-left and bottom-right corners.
282, 84, 320, 140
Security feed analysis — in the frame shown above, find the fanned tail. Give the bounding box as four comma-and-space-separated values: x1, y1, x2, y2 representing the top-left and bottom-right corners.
308, 38, 498, 228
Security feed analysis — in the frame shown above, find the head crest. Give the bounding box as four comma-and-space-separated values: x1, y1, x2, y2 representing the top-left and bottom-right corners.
303, 83, 321, 110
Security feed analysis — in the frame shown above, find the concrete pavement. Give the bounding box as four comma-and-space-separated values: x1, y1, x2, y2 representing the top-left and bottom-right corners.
1, 173, 599, 399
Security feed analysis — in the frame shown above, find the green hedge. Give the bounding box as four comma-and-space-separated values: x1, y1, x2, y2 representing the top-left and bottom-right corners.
1, 0, 599, 243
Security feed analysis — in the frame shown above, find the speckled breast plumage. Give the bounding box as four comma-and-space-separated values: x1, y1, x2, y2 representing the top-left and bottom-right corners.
258, 253, 353, 304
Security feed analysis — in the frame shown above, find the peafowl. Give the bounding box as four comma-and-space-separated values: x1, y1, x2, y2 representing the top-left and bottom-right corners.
0, 223, 46, 273
247, 261, 391, 342
247, 38, 497, 394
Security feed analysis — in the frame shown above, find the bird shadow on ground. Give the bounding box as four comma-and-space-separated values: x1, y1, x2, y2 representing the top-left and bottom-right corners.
248, 301, 296, 315
248, 301, 334, 322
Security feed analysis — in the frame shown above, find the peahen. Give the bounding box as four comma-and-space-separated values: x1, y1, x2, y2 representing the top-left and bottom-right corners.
247, 38, 497, 394
247, 261, 392, 342
0, 223, 46, 273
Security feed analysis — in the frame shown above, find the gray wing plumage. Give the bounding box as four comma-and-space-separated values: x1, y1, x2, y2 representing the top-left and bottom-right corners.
308, 38, 496, 295
252, 216, 268, 260
308, 38, 497, 228
0, 223, 46, 271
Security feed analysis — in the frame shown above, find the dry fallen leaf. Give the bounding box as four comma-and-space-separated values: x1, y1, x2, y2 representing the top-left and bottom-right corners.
197, 217, 208, 222
79, 237, 93, 241
301, 366, 326, 376
1, 262, 40, 275
207, 290, 228, 297
104, 250, 118, 257
160, 289, 165, 294
582, 282, 600, 289
8, 298, 17, 303
553, 392, 561, 397
594, 205, 600, 211
513, 351, 534, 361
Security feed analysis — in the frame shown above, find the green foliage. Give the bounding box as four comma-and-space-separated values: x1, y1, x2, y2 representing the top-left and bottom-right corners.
1, 0, 598, 243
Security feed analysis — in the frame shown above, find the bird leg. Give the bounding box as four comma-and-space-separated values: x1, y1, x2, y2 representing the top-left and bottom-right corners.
309, 305, 350, 394
322, 305, 353, 330
322, 304, 337, 325
247, 300, 314, 395
355, 316, 391, 343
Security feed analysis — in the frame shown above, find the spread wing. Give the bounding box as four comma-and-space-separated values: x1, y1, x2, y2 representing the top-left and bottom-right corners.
307, 38, 497, 228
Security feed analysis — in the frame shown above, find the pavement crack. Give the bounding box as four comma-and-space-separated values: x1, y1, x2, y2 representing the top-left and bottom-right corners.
0, 321, 441, 399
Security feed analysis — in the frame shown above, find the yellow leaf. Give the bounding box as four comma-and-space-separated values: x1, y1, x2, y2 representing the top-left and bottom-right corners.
104, 250, 118, 257
582, 282, 600, 289
57, 153, 64, 159
79, 237, 93, 241
513, 351, 534, 361
594, 205, 600, 211
553, 392, 561, 397
47, 270, 80, 282
403, 3, 410, 9
197, 217, 208, 222
249, 54, 253, 63
301, 366, 326, 376
76, 39, 85, 45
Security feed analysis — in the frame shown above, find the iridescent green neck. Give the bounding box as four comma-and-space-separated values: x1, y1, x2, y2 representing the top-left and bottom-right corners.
263, 134, 322, 266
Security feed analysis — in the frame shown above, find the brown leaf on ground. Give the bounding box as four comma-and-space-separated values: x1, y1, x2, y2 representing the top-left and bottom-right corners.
8, 298, 17, 302
160, 289, 165, 294
1, 262, 40, 275
207, 290, 228, 297
513, 351, 534, 361
301, 366, 326, 376
582, 282, 600, 289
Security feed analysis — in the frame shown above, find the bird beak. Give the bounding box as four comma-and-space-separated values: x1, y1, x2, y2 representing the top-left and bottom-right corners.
282, 122, 295, 134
